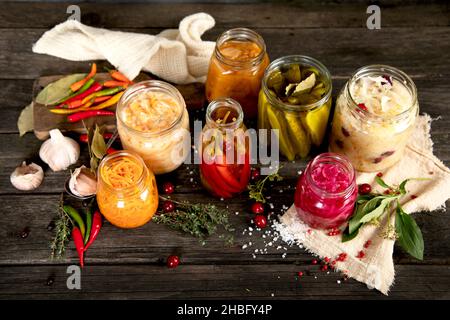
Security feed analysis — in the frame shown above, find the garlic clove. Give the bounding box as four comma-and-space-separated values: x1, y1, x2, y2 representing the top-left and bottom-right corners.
69, 165, 97, 197
10, 161, 44, 191
39, 129, 80, 171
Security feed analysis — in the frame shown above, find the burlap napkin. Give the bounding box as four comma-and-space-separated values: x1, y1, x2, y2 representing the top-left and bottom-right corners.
276, 114, 450, 295
32, 13, 215, 84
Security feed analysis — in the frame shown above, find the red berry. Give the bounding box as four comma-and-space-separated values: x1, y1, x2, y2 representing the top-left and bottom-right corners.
376, 172, 383, 177
337, 253, 347, 262
167, 255, 180, 268
358, 183, 372, 195
311, 259, 318, 265
162, 182, 175, 194
411, 195, 418, 199
358, 103, 368, 111
356, 251, 365, 259
254, 215, 267, 229
162, 201, 175, 213
324, 257, 330, 263
321, 265, 328, 271
250, 168, 260, 181
364, 240, 372, 249
297, 271, 304, 277
251, 202, 265, 214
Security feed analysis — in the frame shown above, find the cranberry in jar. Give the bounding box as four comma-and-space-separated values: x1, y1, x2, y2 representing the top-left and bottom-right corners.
294, 153, 357, 229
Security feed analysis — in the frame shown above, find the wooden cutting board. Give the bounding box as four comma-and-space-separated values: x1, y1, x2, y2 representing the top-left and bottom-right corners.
33, 72, 206, 140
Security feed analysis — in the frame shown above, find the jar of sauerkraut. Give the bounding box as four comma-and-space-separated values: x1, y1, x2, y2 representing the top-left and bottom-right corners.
329, 65, 419, 172
116, 80, 190, 174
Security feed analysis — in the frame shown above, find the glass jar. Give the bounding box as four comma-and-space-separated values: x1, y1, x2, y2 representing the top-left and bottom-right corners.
205, 28, 270, 119
258, 55, 332, 161
199, 98, 251, 198
294, 153, 357, 229
329, 65, 419, 172
96, 150, 159, 229
116, 80, 190, 174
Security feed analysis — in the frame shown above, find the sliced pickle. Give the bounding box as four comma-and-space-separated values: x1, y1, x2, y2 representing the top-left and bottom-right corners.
310, 86, 327, 98
301, 66, 320, 79
285, 112, 311, 158
283, 64, 301, 83
300, 102, 331, 146
266, 104, 295, 161
267, 70, 284, 96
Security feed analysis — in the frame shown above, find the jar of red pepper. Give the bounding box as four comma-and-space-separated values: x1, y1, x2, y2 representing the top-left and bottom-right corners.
199, 98, 251, 198
294, 152, 357, 229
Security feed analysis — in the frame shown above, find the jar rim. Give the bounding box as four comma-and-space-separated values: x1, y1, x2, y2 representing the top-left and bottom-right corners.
206, 98, 244, 130
116, 80, 186, 137
215, 28, 267, 68
97, 150, 148, 192
261, 55, 332, 112
305, 152, 356, 198
345, 64, 418, 122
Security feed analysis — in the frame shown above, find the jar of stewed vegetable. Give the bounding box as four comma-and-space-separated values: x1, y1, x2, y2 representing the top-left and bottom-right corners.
205, 28, 270, 119
258, 55, 332, 161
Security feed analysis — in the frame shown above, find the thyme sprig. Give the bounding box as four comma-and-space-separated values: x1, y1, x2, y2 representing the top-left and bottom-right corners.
342, 177, 429, 260
153, 196, 235, 245
50, 194, 72, 259
248, 167, 283, 203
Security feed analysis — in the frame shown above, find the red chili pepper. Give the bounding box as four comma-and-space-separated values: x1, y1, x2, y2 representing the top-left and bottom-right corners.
79, 132, 114, 143
238, 152, 251, 188
84, 211, 102, 252
67, 110, 114, 123
72, 227, 85, 268
92, 96, 112, 104
57, 82, 103, 108
106, 147, 117, 154
201, 162, 234, 198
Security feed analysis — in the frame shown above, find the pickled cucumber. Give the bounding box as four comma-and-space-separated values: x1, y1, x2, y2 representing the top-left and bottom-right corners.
285, 112, 311, 158
258, 89, 269, 130
267, 70, 284, 96
266, 105, 295, 161
283, 64, 301, 83
300, 101, 331, 146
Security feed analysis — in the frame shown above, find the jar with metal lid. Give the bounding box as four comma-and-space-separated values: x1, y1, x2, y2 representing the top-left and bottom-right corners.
116, 80, 190, 174
205, 28, 270, 119
199, 98, 251, 199
258, 55, 332, 161
329, 65, 419, 172
96, 150, 159, 229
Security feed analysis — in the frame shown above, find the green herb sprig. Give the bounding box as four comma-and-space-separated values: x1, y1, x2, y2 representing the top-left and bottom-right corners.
50, 194, 72, 259
342, 177, 428, 260
153, 196, 235, 245
248, 168, 283, 203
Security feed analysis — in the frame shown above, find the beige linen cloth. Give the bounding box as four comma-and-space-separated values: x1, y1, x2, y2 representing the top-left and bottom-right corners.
32, 13, 216, 84
276, 114, 450, 295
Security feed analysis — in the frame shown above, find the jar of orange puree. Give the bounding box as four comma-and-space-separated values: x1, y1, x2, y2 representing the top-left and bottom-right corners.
96, 150, 158, 229
205, 28, 270, 118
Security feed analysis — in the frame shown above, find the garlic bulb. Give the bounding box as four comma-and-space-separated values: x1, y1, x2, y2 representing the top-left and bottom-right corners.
10, 161, 44, 191
69, 165, 97, 197
39, 129, 80, 171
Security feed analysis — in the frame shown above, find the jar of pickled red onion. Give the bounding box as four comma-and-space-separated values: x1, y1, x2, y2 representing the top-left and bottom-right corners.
96, 150, 159, 229
116, 80, 190, 174
294, 153, 357, 229
205, 28, 270, 119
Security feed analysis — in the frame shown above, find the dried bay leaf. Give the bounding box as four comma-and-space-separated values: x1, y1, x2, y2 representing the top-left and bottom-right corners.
17, 103, 34, 136
91, 125, 107, 159
36, 73, 86, 105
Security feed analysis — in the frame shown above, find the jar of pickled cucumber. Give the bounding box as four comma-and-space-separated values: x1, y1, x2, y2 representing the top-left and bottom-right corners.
258, 55, 332, 161
329, 65, 418, 172
199, 98, 251, 199
205, 28, 270, 119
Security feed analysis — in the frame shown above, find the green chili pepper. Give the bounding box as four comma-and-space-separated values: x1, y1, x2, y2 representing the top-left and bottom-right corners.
81, 86, 124, 104
84, 207, 93, 245
57, 78, 95, 104
63, 205, 86, 239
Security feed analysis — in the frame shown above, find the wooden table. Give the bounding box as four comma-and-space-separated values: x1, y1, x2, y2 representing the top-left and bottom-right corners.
1, 1, 449, 300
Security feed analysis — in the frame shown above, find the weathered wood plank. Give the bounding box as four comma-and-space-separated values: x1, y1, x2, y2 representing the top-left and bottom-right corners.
0, 3, 448, 29
0, 264, 448, 299
0, 194, 448, 266
1, 27, 450, 80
